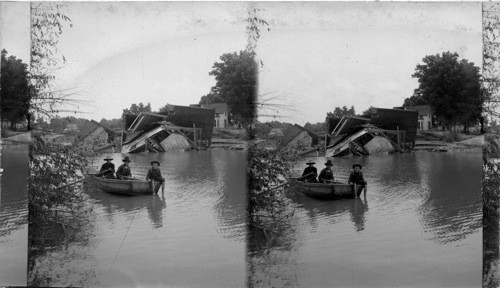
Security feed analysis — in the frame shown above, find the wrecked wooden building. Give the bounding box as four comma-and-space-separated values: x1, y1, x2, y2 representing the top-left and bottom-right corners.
121, 105, 215, 153
74, 120, 117, 153
325, 108, 418, 157
280, 124, 319, 152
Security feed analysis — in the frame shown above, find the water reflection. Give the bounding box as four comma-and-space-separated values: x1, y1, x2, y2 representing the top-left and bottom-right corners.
87, 185, 167, 229
292, 193, 369, 232
0, 144, 28, 286
33, 150, 247, 287
417, 152, 482, 244
250, 151, 482, 287
247, 215, 301, 288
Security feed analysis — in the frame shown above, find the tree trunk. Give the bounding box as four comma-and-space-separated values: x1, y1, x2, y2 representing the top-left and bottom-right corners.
27, 113, 31, 131
446, 123, 455, 141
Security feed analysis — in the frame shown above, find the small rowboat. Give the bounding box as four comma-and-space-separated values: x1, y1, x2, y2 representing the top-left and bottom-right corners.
294, 180, 363, 200
92, 177, 161, 196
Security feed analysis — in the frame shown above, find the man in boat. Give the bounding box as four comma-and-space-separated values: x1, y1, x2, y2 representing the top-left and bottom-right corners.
301, 161, 318, 182
116, 156, 132, 180
99, 156, 115, 178
146, 160, 164, 184
348, 163, 367, 198
318, 160, 335, 183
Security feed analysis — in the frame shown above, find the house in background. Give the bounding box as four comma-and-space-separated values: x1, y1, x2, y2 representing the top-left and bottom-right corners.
63, 123, 79, 133
201, 103, 229, 128
74, 120, 115, 153
401, 105, 432, 131
280, 124, 318, 150
268, 127, 284, 137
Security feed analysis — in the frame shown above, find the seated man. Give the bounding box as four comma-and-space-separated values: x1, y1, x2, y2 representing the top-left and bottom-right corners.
301, 161, 318, 182
318, 160, 335, 183
348, 163, 367, 198
116, 156, 132, 180
146, 160, 164, 184
99, 156, 115, 178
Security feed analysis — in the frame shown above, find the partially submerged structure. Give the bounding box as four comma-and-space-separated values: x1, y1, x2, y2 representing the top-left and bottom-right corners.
280, 124, 319, 152
325, 108, 418, 157
121, 105, 215, 153
74, 120, 117, 153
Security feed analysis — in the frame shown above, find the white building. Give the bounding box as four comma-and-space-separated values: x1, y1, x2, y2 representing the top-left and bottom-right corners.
406, 105, 432, 130
202, 103, 229, 128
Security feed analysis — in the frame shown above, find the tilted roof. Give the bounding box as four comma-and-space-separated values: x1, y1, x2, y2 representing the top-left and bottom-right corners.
405, 105, 431, 116
202, 103, 228, 114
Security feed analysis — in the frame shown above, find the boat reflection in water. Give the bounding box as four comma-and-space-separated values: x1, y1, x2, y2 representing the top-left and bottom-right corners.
28, 150, 246, 287
248, 151, 482, 288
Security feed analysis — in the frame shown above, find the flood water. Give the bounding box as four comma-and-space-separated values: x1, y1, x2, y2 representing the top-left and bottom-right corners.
248, 151, 483, 288
0, 144, 29, 286
30, 150, 247, 287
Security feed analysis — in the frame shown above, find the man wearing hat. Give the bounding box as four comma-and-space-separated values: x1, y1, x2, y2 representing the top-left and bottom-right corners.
348, 163, 367, 198
99, 156, 115, 178
146, 160, 164, 184
301, 161, 318, 182
116, 156, 133, 180
318, 160, 335, 183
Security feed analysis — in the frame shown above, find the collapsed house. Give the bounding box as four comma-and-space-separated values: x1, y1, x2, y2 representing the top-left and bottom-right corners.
280, 124, 319, 153
74, 120, 117, 153
325, 108, 418, 157
121, 105, 215, 153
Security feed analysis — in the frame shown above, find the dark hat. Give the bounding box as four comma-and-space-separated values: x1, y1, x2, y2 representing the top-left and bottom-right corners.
150, 160, 160, 166
306, 161, 316, 165
325, 160, 333, 166
122, 156, 131, 163
352, 163, 362, 169
104, 156, 113, 161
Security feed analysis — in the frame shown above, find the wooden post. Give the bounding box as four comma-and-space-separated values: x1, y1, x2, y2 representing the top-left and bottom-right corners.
193, 124, 197, 149
396, 126, 400, 153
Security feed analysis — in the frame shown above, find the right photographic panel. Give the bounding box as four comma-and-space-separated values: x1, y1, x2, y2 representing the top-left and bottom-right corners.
248, 2, 494, 287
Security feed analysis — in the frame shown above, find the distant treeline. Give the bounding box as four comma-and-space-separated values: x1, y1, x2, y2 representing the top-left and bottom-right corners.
35, 116, 123, 133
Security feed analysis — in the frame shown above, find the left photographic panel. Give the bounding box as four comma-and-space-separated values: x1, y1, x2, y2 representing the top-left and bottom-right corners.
0, 2, 31, 287
7, 2, 251, 287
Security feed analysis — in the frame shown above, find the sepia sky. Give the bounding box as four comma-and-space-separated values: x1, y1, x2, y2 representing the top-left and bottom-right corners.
1, 2, 483, 124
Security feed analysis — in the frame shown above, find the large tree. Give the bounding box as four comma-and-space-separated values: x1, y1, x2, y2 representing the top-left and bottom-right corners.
200, 50, 256, 126
361, 106, 376, 117
402, 91, 427, 107
412, 51, 484, 132
1, 50, 31, 129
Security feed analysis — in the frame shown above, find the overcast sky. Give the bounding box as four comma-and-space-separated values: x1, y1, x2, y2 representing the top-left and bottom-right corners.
256, 2, 483, 125
1, 2, 483, 125
1, 2, 248, 121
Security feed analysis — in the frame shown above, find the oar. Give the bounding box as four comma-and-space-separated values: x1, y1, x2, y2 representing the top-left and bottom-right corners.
297, 172, 315, 181
161, 181, 165, 194
88, 168, 113, 177
57, 168, 113, 190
